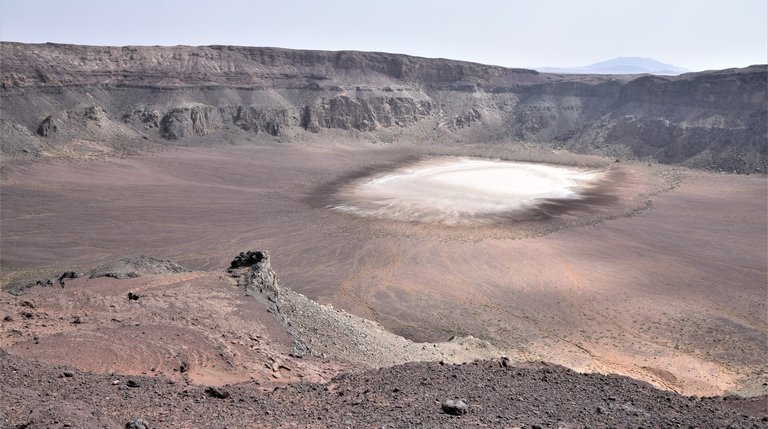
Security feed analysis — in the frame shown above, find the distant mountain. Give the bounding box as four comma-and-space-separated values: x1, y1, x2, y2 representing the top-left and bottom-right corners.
536, 57, 691, 75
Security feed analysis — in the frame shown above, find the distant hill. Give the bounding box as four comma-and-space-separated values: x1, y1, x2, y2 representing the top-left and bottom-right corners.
536, 57, 691, 75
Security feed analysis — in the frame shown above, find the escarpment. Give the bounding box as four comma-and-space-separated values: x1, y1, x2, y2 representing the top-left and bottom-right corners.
1, 42, 766, 172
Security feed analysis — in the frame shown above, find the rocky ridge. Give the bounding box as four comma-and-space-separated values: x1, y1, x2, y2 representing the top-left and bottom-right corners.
1, 42, 766, 172
227, 251, 505, 367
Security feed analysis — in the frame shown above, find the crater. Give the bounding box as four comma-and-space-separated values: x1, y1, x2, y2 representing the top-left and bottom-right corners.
330, 157, 608, 225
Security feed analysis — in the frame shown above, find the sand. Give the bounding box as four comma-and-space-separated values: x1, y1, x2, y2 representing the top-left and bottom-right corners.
1, 142, 765, 396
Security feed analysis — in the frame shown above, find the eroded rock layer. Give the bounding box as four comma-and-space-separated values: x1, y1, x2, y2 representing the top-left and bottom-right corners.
1, 42, 766, 172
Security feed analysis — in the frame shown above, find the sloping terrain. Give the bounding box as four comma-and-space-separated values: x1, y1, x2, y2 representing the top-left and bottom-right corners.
1, 42, 766, 172
2, 349, 767, 429
1, 254, 766, 429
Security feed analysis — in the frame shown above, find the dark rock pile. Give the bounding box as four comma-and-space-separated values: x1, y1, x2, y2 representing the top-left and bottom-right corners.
1, 349, 765, 428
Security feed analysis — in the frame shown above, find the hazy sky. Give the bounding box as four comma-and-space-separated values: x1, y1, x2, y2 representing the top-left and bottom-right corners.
1, 0, 766, 71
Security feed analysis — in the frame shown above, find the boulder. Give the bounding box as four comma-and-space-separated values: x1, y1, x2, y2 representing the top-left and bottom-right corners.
204, 386, 231, 399
36, 115, 58, 137
441, 399, 468, 415
125, 418, 149, 429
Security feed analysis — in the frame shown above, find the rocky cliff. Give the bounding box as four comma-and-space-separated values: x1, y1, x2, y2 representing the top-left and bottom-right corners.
1, 42, 766, 172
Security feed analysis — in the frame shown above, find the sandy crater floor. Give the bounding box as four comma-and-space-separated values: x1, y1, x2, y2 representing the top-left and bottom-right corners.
1, 141, 766, 397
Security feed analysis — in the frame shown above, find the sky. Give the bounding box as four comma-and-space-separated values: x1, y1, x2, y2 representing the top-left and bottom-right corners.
0, 0, 766, 71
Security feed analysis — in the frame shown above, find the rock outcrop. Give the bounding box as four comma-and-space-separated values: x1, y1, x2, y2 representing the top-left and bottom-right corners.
36, 115, 58, 137
226, 250, 503, 367
1, 42, 766, 172
88, 256, 189, 279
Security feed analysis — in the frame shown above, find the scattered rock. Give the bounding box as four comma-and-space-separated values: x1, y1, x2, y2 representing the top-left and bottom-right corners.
62, 370, 75, 378
32, 278, 54, 287
125, 418, 150, 429
205, 386, 231, 399
441, 399, 468, 415
500, 356, 511, 368
127, 292, 140, 301
126, 379, 142, 388
179, 361, 189, 373
57, 271, 80, 286
3, 315, 13, 322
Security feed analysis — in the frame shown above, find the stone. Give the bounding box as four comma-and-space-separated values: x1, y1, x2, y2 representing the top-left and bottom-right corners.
441, 399, 468, 415
125, 418, 149, 429
229, 250, 269, 269
36, 115, 58, 137
205, 386, 231, 399
57, 271, 80, 286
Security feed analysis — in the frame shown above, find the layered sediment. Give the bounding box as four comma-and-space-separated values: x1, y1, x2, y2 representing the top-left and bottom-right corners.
1, 42, 766, 172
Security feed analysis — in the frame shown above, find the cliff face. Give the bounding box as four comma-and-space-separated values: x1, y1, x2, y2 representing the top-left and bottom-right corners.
1, 42, 766, 172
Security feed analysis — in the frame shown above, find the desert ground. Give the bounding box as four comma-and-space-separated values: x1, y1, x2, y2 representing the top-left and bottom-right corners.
1, 140, 766, 400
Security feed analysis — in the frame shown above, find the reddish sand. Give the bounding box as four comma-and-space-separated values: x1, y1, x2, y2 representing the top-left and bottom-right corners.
1, 142, 766, 396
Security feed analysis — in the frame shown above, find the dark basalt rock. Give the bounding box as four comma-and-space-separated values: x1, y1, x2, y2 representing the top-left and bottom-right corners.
57, 271, 80, 286
230, 250, 269, 269
36, 115, 58, 137
204, 386, 231, 399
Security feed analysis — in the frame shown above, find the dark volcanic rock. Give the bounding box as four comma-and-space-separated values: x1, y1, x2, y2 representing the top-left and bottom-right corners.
230, 250, 270, 269
239, 252, 279, 297
229, 251, 279, 300
204, 386, 231, 399
0, 349, 765, 428
88, 256, 189, 279
36, 115, 58, 137
57, 271, 80, 286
